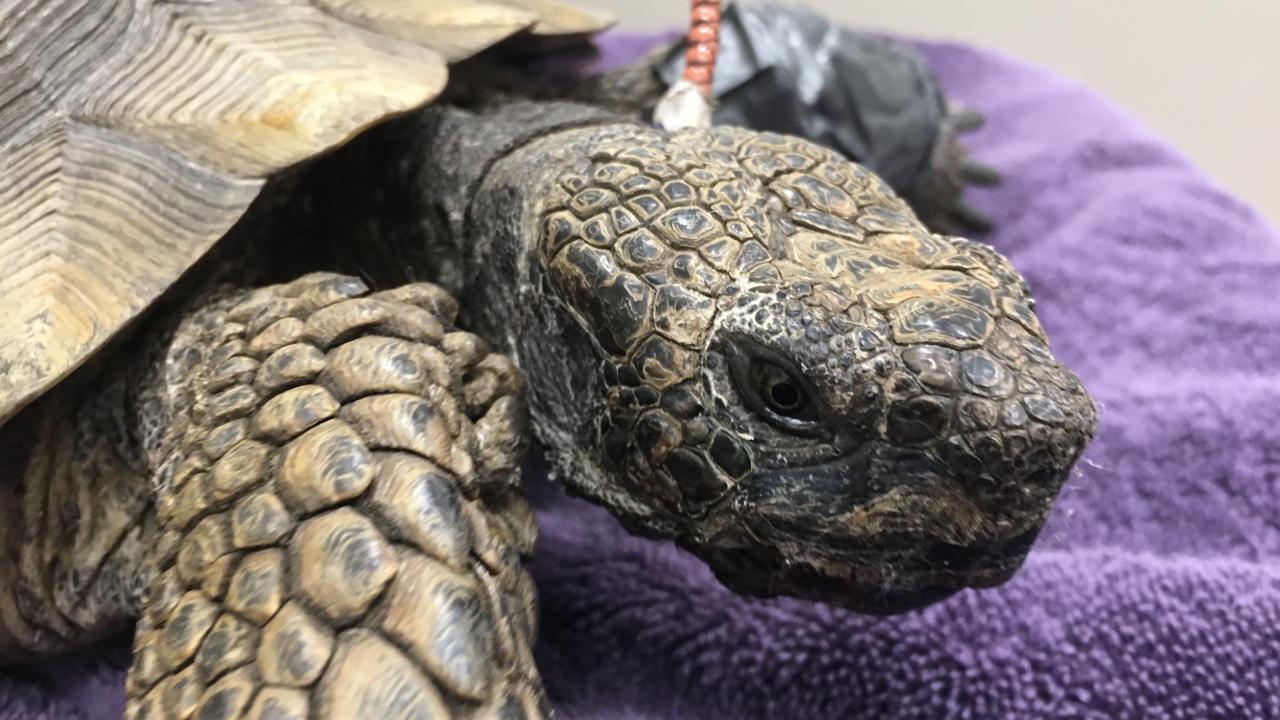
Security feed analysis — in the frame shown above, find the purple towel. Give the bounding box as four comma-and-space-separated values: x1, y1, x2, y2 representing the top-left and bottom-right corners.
4, 31, 1278, 720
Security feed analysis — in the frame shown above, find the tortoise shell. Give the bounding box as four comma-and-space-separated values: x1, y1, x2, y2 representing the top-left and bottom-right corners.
0, 0, 609, 423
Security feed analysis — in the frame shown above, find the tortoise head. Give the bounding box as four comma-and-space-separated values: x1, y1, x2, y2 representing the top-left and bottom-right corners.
536, 127, 1096, 614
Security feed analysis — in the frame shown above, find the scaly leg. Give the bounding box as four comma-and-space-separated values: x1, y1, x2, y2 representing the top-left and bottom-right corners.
124, 274, 542, 719
0, 381, 155, 662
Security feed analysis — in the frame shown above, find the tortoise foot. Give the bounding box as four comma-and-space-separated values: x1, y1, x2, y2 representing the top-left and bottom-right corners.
907, 105, 1003, 236
126, 274, 544, 720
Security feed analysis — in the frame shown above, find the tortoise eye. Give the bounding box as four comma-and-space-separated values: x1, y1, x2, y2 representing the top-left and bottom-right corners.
726, 340, 822, 434
754, 361, 808, 417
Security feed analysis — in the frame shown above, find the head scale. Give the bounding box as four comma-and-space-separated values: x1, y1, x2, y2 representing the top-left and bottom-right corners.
535, 127, 1096, 613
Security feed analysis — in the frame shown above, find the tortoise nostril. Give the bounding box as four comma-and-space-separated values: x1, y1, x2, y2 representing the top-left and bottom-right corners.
885, 396, 952, 445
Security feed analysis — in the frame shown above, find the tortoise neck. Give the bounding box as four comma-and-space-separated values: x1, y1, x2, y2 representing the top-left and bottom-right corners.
256, 100, 627, 306
406, 101, 631, 346
417, 100, 625, 225
409, 103, 669, 506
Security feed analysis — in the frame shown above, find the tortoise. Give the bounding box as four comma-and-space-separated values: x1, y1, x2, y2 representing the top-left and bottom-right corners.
0, 1, 1098, 718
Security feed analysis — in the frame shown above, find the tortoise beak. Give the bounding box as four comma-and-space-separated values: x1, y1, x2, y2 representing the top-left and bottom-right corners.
686, 443, 1058, 613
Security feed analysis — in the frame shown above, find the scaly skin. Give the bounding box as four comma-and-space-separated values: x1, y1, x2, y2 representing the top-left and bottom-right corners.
412, 102, 1097, 612
0, 100, 1095, 717
0, 376, 156, 661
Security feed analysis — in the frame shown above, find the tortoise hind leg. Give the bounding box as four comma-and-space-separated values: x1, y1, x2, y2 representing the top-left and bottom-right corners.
126, 275, 543, 720
0, 355, 157, 662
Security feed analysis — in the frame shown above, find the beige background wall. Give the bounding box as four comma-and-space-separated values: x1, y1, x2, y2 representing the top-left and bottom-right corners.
589, 1, 1279, 226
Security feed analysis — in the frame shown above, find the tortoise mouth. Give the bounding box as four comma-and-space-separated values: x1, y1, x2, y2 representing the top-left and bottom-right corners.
680, 445, 1049, 613
700, 544, 959, 614
691, 531, 1033, 614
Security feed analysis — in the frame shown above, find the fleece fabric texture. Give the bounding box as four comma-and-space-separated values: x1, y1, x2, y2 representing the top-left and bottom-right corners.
3, 31, 1277, 720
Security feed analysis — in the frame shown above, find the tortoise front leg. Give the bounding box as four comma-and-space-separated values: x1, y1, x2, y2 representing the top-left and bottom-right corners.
126, 274, 543, 720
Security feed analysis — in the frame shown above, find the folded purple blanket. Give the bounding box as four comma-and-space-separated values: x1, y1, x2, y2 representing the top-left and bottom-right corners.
5, 31, 1278, 720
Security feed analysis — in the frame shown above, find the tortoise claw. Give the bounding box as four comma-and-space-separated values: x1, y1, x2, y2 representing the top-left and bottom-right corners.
911, 118, 1000, 235
950, 108, 986, 133
950, 201, 995, 235
961, 160, 1002, 187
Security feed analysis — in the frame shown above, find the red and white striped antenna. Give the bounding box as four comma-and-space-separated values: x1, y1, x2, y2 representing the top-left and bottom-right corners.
654, 0, 721, 130
683, 0, 722, 97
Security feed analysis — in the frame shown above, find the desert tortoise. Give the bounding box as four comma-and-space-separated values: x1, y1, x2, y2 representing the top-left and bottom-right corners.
0, 2, 1098, 718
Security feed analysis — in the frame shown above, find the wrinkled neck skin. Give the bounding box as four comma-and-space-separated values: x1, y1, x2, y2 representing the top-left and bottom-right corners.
407, 102, 664, 528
